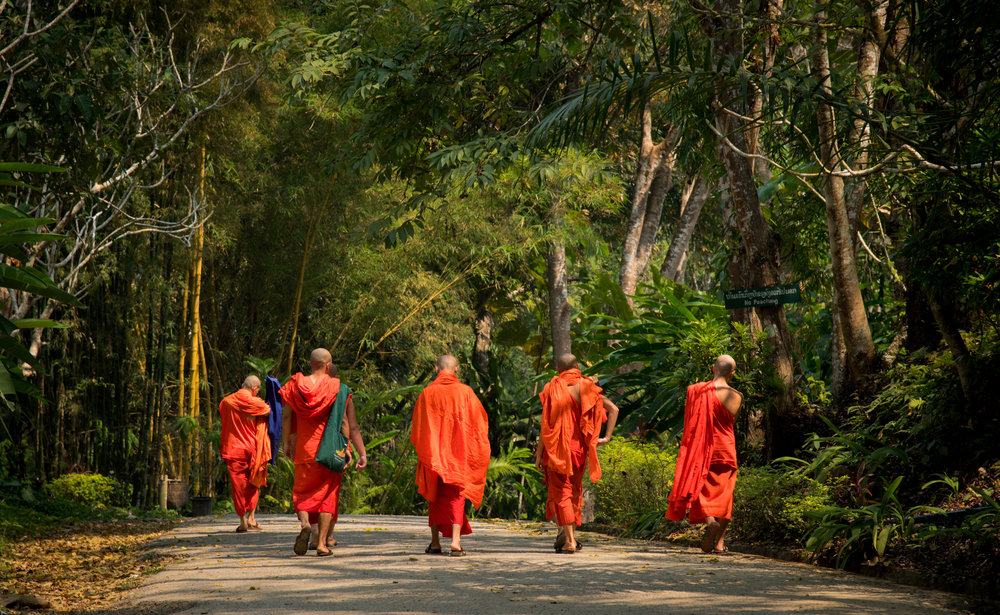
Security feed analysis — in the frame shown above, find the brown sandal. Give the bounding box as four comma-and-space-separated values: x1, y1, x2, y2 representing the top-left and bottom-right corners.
293, 528, 311, 556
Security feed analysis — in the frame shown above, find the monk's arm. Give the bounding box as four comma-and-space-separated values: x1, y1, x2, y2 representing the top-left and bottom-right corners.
534, 438, 546, 472
238, 404, 270, 420
281, 408, 293, 460
597, 396, 619, 446
346, 397, 367, 471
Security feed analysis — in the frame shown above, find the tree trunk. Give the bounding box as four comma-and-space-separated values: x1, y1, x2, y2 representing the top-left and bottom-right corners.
471, 288, 498, 454
546, 237, 571, 359
927, 292, 975, 409
844, 1, 886, 219
826, 0, 886, 401
661, 176, 710, 281
634, 155, 674, 281
618, 101, 678, 298
829, 297, 849, 400
472, 300, 495, 379
721, 173, 761, 334
813, 0, 878, 387
708, 0, 796, 459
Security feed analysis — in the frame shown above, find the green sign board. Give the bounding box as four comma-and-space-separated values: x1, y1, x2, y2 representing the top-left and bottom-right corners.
724, 284, 802, 309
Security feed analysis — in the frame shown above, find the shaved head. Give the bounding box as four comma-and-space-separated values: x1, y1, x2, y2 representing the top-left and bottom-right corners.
242, 375, 261, 390
436, 354, 459, 373
556, 353, 579, 373
329, 364, 339, 377
310, 348, 332, 363
714, 354, 736, 379
309, 348, 332, 375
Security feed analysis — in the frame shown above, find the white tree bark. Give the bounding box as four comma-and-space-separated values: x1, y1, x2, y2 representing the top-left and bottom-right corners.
661, 176, 710, 281
812, 0, 878, 384
618, 102, 679, 299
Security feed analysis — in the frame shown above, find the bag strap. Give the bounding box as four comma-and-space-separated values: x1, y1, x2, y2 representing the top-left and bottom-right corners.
327, 383, 351, 431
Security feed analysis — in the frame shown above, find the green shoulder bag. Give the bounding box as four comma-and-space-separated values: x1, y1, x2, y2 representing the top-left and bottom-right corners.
315, 383, 352, 473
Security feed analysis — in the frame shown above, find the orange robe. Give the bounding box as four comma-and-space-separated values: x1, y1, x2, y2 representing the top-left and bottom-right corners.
666, 382, 738, 523
280, 374, 347, 518
219, 388, 272, 516
540, 369, 606, 527
410, 371, 490, 537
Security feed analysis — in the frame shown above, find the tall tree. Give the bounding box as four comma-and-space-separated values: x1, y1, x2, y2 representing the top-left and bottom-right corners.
812, 0, 880, 399
698, 0, 797, 456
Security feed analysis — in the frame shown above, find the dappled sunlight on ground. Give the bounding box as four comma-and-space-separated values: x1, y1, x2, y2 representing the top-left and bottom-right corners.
126, 514, 967, 615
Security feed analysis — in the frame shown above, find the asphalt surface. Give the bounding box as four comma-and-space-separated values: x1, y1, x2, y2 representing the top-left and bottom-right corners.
132, 514, 965, 615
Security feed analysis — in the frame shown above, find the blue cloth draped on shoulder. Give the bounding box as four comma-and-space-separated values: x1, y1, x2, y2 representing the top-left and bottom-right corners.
264, 376, 283, 466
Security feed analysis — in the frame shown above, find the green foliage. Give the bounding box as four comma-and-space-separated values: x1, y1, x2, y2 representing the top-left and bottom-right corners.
916, 474, 1000, 545
47, 473, 128, 508
0, 165, 77, 411
576, 273, 781, 452
245, 356, 280, 379
780, 415, 908, 508
478, 441, 544, 520
345, 424, 419, 516
257, 457, 296, 514
213, 498, 236, 515
802, 475, 926, 568
839, 348, 984, 474
588, 438, 677, 526
732, 467, 831, 545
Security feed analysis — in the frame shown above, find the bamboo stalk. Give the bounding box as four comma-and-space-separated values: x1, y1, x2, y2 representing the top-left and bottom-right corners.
176, 266, 191, 479
284, 177, 338, 374
186, 144, 206, 489
285, 212, 317, 375
199, 327, 212, 496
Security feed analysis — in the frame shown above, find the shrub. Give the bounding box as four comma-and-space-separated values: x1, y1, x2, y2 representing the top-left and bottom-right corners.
588, 439, 677, 526
47, 473, 126, 508
732, 466, 831, 544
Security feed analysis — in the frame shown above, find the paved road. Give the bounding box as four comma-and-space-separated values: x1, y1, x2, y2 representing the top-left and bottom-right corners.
133, 514, 964, 615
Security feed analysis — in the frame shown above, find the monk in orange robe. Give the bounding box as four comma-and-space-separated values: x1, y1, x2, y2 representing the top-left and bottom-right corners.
411, 355, 490, 557
535, 353, 619, 554
219, 375, 272, 532
666, 354, 743, 553
280, 349, 368, 557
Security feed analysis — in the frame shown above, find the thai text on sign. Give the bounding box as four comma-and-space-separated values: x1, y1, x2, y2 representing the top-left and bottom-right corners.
723, 284, 802, 309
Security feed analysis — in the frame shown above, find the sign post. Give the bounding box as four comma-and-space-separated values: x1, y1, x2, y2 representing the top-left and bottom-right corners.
723, 284, 802, 310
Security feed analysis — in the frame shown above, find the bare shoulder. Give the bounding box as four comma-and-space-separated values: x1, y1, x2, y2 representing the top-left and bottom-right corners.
714, 383, 743, 414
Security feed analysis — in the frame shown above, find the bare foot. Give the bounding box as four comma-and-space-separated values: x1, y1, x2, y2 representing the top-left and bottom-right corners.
701, 522, 720, 553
